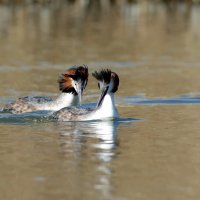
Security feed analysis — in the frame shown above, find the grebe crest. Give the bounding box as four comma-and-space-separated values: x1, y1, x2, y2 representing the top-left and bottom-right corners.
53, 69, 119, 121
58, 64, 88, 96
3, 65, 88, 114
92, 69, 119, 108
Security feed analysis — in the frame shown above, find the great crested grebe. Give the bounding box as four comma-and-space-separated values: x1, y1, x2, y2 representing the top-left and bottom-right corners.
3, 65, 88, 114
53, 69, 119, 121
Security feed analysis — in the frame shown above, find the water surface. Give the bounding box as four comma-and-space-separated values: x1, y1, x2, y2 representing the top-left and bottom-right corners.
0, 1, 200, 200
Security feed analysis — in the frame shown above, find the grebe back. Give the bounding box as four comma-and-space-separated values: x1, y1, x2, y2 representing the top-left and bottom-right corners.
3, 65, 88, 114
53, 69, 119, 121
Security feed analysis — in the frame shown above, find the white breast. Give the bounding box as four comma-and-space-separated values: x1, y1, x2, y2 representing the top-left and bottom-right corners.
83, 93, 119, 121
36, 93, 79, 111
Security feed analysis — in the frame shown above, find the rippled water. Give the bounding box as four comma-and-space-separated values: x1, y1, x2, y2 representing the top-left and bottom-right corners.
1, 1, 200, 200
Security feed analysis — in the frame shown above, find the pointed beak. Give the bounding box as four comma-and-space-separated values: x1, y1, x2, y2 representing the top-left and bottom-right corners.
96, 86, 109, 108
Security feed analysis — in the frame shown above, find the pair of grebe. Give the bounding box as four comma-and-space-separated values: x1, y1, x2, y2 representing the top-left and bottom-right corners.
3, 65, 119, 121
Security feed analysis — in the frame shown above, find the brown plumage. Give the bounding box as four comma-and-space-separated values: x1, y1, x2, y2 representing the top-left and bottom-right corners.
92, 69, 119, 93
58, 64, 88, 94
3, 65, 89, 114
4, 99, 37, 114
111, 72, 119, 93
53, 69, 120, 122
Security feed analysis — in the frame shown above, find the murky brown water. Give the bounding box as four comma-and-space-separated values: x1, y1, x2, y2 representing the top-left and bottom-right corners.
1, 1, 200, 200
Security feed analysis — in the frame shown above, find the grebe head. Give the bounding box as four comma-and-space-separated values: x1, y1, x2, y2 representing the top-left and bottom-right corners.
92, 69, 119, 107
58, 65, 88, 103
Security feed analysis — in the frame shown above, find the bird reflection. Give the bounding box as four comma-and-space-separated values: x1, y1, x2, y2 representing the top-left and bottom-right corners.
56, 120, 121, 200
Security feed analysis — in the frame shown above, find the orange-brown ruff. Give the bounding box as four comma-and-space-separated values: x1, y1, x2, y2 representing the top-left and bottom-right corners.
58, 65, 88, 94
53, 69, 119, 121
3, 65, 88, 114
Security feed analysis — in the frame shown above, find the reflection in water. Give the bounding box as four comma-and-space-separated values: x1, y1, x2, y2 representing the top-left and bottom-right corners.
0, 0, 196, 67
0, 1, 200, 200
56, 120, 120, 200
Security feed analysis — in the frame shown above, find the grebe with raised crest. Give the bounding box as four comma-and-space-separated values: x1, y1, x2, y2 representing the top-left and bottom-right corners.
53, 69, 119, 121
3, 65, 88, 114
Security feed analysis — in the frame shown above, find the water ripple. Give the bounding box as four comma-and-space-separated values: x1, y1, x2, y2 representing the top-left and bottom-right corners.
121, 94, 200, 105
0, 111, 52, 124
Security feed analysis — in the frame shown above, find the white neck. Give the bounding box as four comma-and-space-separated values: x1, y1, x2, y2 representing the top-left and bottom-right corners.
85, 93, 119, 120
37, 93, 79, 111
